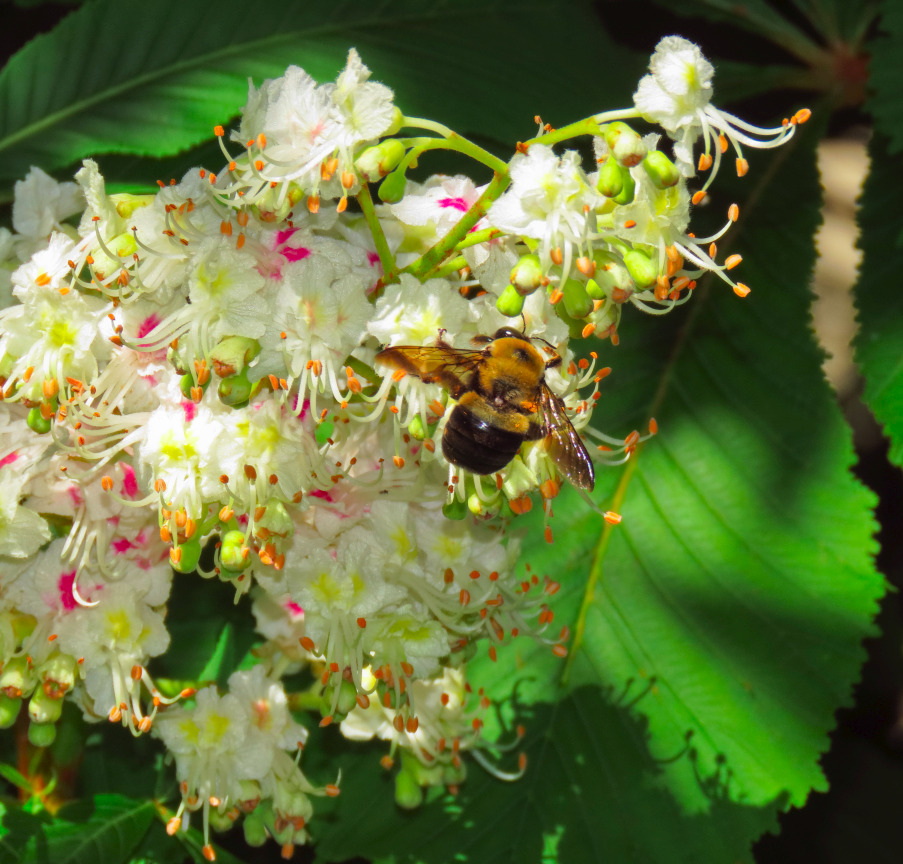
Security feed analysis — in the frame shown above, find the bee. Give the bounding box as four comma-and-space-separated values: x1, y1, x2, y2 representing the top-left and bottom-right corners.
375, 327, 595, 491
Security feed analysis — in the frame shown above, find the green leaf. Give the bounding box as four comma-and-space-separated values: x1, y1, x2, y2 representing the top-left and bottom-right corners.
0, 0, 635, 193
19, 794, 153, 864
312, 127, 882, 864
151, 572, 256, 686
865, 0, 903, 152
854, 134, 903, 467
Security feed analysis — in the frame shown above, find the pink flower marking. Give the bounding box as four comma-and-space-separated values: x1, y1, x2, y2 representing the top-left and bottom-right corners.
366, 251, 381, 267
437, 196, 469, 211
275, 228, 299, 245
57, 571, 79, 611
137, 314, 162, 339
281, 246, 311, 262
0, 452, 18, 468
181, 401, 197, 422
284, 600, 304, 619
119, 463, 140, 499
111, 537, 135, 555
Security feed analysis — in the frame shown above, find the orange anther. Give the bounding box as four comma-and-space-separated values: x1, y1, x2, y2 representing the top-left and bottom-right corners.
735, 158, 749, 177
698, 152, 713, 171
733, 282, 751, 298
725, 254, 742, 270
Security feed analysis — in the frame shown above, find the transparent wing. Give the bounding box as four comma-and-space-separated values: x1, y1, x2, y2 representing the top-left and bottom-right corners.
375, 344, 485, 399
537, 384, 595, 491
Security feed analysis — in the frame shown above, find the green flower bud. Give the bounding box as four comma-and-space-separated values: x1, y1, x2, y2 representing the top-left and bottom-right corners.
408, 414, 428, 441
171, 538, 202, 574
496, 283, 525, 317
208, 807, 235, 832
562, 278, 593, 320
243, 809, 269, 848
378, 168, 407, 203
26, 407, 52, 434
37, 653, 77, 698
210, 336, 261, 378
28, 721, 56, 748
442, 498, 468, 520
355, 139, 406, 182
0, 655, 35, 699
623, 249, 658, 289
596, 158, 625, 198
395, 765, 424, 810
642, 150, 680, 188
585, 278, 605, 300
509, 253, 544, 295
220, 530, 250, 571
334, 679, 359, 717
179, 373, 207, 401
218, 367, 253, 407
0, 694, 21, 729
611, 169, 636, 205
28, 688, 64, 725
592, 252, 634, 295
603, 121, 647, 167
384, 107, 405, 137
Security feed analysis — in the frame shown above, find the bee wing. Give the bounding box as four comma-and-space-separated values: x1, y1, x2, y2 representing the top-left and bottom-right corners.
375, 345, 485, 400
537, 384, 596, 491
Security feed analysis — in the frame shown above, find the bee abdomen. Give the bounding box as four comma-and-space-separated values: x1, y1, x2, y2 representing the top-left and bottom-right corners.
442, 404, 524, 475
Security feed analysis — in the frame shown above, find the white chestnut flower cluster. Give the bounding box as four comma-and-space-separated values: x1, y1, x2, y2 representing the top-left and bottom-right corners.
0, 38, 805, 856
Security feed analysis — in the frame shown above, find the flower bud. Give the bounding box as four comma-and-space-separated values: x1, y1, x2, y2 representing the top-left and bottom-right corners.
26, 406, 52, 434
0, 655, 35, 699
28, 687, 64, 725
496, 283, 525, 317
355, 139, 406, 182
611, 169, 636, 205
210, 336, 261, 378
384, 106, 405, 137
395, 764, 424, 810
642, 150, 680, 188
377, 168, 407, 203
243, 809, 269, 848
0, 694, 21, 729
509, 254, 543, 295
171, 538, 202, 573
37, 652, 77, 699
408, 414, 428, 441
178, 373, 206, 401
592, 252, 634, 294
562, 278, 593, 320
596, 159, 625, 198
623, 249, 658, 289
27, 720, 56, 748
334, 678, 359, 717
220, 530, 251, 571
442, 498, 468, 520
603, 121, 647, 167
585, 278, 605, 300
218, 368, 254, 407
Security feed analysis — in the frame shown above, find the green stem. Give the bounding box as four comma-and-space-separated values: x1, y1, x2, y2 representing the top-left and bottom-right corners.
356, 182, 397, 284
430, 255, 469, 279
401, 171, 512, 279
400, 135, 508, 175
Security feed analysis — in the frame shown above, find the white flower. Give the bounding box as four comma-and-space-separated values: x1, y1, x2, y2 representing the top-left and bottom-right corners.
488, 145, 600, 273
634, 35, 806, 178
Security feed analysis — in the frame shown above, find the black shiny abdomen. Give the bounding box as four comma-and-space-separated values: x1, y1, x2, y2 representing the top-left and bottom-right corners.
442, 403, 524, 474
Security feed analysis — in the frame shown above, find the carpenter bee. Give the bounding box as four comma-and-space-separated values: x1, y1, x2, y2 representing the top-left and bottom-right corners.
375, 327, 595, 491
